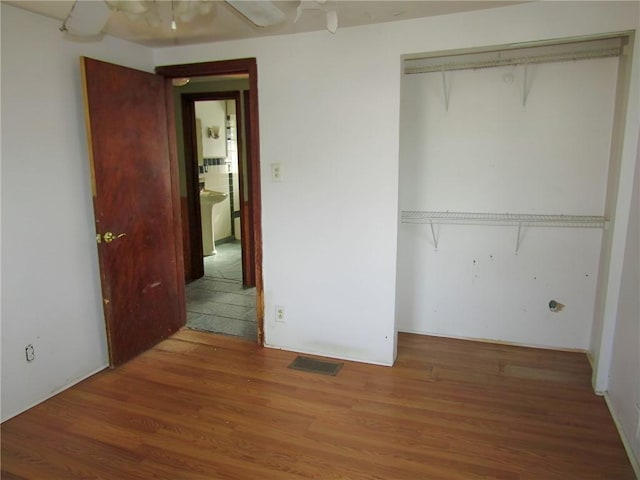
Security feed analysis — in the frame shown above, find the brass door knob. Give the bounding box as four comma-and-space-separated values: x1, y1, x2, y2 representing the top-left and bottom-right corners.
97, 232, 127, 243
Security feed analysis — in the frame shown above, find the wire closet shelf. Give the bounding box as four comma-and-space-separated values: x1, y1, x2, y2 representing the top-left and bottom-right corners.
400, 211, 606, 228
400, 211, 607, 253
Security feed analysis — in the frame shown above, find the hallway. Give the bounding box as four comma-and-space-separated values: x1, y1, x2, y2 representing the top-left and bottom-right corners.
185, 242, 257, 341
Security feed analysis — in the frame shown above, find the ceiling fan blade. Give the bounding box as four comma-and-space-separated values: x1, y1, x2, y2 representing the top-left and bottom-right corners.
225, 0, 286, 27
294, 2, 303, 23
61, 0, 111, 36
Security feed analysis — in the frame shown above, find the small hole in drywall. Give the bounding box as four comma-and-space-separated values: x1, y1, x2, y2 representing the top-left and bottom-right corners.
549, 300, 565, 312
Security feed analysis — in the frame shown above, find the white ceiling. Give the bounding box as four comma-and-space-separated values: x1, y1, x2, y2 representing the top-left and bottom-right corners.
4, 0, 522, 47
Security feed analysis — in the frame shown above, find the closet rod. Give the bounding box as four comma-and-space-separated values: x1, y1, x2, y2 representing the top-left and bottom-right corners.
404, 47, 621, 75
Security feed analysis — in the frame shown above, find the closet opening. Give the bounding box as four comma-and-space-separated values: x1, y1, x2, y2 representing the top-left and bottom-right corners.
396, 33, 634, 388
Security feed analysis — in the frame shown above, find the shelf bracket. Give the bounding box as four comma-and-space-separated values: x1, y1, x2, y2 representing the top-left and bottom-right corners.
429, 220, 439, 250
522, 63, 530, 107
441, 68, 451, 112
515, 221, 523, 254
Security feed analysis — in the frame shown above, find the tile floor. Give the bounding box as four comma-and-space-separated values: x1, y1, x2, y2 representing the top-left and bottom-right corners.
185, 241, 257, 341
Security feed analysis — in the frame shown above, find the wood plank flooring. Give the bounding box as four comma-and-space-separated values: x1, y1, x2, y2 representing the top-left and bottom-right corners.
1, 330, 635, 479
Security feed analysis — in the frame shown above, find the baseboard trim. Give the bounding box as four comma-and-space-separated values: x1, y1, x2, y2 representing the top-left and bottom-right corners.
215, 236, 237, 245
398, 329, 589, 354
586, 351, 595, 368
604, 393, 640, 478
263, 342, 394, 368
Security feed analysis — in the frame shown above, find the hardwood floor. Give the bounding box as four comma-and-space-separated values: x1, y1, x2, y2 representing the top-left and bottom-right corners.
1, 330, 635, 479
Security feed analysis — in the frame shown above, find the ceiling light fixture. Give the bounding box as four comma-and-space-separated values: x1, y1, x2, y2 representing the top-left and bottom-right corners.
60, 0, 332, 38
294, 0, 338, 34
105, 0, 148, 16
172, 77, 191, 87
60, 0, 214, 36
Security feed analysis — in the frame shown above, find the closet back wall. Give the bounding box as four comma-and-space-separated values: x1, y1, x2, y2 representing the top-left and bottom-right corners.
396, 56, 618, 350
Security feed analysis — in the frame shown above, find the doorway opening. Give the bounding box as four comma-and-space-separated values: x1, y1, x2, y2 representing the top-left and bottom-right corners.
157, 59, 264, 345
181, 90, 256, 340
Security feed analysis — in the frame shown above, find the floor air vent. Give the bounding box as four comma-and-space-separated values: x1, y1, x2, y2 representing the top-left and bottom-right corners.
288, 356, 343, 376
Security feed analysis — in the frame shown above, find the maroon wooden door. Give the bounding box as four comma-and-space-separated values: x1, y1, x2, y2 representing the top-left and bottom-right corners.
81, 57, 185, 366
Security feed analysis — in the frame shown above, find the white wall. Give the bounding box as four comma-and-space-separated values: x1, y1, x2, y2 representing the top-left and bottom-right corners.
155, 0, 639, 367
396, 58, 617, 349
195, 101, 232, 240
607, 137, 640, 470
0, 4, 155, 421
158, 22, 402, 366
196, 100, 227, 159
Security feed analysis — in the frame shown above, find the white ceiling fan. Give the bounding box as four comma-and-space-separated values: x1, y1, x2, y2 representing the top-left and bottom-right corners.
294, 0, 337, 34
60, 0, 295, 37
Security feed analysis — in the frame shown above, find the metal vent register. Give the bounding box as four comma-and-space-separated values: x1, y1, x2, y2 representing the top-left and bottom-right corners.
288, 356, 343, 376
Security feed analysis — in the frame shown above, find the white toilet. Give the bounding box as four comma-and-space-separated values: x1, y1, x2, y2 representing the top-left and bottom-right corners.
200, 189, 228, 255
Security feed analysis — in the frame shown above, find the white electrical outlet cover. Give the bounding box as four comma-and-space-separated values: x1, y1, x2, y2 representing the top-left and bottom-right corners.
271, 163, 282, 182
